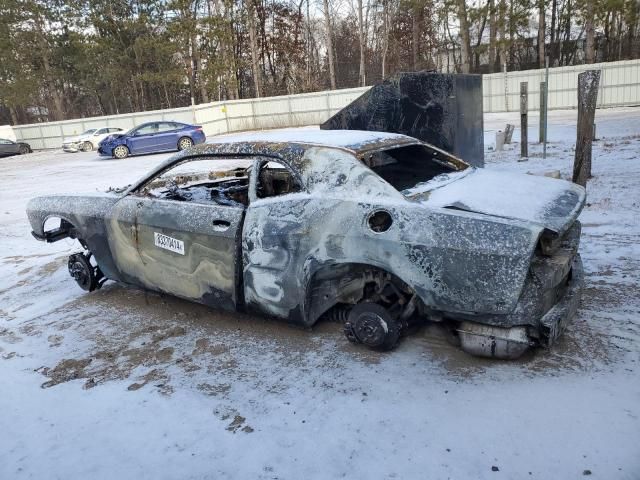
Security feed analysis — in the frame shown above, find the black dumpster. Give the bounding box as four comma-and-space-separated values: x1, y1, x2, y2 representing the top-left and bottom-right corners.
320, 71, 484, 167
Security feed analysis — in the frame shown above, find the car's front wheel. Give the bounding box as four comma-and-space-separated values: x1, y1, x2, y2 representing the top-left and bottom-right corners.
113, 145, 129, 159
19, 145, 30, 155
81, 141, 93, 152
178, 136, 193, 151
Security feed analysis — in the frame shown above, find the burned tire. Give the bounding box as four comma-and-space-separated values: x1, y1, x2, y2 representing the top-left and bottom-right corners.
113, 145, 129, 159
177, 136, 193, 151
344, 303, 400, 351
81, 141, 93, 152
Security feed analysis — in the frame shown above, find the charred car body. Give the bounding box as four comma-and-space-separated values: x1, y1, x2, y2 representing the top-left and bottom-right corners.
27, 130, 585, 359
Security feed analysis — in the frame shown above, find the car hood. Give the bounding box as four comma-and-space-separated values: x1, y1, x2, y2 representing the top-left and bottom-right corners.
408, 168, 586, 235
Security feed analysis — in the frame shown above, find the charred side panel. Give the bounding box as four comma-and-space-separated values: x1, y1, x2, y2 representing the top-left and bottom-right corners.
242, 147, 539, 326
26, 194, 123, 281
320, 72, 484, 167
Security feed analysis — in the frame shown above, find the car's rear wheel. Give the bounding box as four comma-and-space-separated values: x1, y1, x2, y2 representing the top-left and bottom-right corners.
344, 303, 401, 351
19, 145, 30, 155
81, 141, 93, 152
113, 145, 129, 159
178, 136, 193, 151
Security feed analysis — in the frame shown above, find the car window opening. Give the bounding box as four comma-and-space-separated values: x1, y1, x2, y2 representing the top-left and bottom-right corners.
363, 144, 465, 192
257, 161, 301, 198
140, 159, 253, 207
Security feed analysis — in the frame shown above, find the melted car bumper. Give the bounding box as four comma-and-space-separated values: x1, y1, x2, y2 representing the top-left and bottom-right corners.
538, 253, 584, 347
456, 253, 584, 359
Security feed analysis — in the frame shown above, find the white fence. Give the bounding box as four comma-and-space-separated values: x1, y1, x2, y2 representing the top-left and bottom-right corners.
14, 59, 640, 150
15, 87, 368, 150
483, 59, 640, 113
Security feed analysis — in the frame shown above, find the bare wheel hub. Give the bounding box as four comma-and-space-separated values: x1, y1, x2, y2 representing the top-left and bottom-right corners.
344, 303, 401, 351
68, 253, 104, 292
353, 313, 387, 346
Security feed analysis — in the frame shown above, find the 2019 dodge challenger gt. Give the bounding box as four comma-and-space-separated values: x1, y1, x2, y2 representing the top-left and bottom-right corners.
27, 130, 585, 359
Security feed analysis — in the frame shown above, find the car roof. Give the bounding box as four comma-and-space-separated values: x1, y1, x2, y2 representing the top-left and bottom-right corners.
128, 129, 467, 194
208, 129, 418, 154
134, 121, 187, 127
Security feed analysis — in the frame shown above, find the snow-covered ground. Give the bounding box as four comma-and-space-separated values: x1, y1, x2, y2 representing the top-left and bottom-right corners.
1, 109, 639, 479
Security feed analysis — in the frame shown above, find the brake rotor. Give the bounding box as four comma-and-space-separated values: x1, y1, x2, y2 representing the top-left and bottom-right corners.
353, 312, 388, 347
344, 303, 400, 351
68, 253, 97, 291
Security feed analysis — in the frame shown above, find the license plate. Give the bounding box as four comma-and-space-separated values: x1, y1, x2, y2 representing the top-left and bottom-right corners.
154, 232, 185, 255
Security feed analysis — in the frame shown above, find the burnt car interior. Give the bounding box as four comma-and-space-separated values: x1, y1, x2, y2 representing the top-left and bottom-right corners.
139, 157, 300, 207
256, 160, 301, 198
361, 144, 467, 191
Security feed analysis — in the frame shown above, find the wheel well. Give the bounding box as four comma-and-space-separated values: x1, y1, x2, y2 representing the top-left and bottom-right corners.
305, 263, 419, 325
42, 216, 78, 243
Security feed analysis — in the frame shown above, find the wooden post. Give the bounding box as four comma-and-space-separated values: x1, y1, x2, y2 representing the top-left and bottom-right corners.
520, 82, 528, 158
503, 62, 509, 111
543, 57, 549, 159
539, 81, 546, 143
505, 124, 515, 143
573, 70, 601, 187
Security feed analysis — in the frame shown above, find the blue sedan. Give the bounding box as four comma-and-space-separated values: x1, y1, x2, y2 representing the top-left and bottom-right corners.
98, 121, 206, 159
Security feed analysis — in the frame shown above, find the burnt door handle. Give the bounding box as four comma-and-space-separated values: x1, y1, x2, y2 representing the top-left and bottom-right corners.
212, 219, 231, 228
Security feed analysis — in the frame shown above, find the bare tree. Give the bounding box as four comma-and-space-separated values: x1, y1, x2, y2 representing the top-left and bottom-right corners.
323, 0, 337, 89
550, 0, 557, 65
585, 0, 595, 63
498, 0, 507, 69
381, 0, 390, 78
358, 0, 366, 86
34, 15, 64, 120
538, 0, 545, 67
412, 0, 421, 69
246, 0, 262, 97
456, 0, 471, 73
489, 0, 497, 71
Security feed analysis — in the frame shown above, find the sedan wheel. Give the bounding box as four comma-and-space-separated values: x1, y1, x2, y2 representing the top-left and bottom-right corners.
19, 145, 30, 155
81, 141, 93, 152
113, 145, 129, 159
178, 137, 194, 151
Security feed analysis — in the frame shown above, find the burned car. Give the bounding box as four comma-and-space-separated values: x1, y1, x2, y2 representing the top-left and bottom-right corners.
27, 130, 585, 359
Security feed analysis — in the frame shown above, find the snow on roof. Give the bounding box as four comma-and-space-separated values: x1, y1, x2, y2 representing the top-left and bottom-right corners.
207, 128, 416, 151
